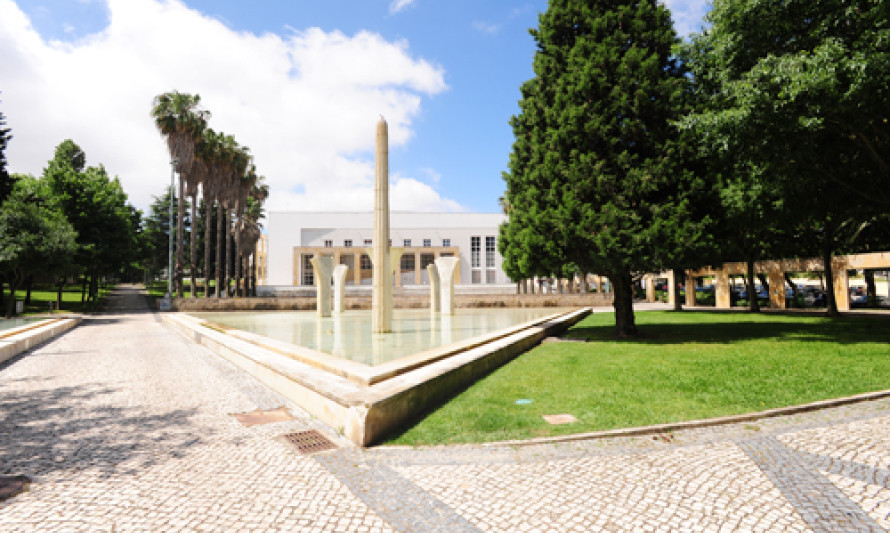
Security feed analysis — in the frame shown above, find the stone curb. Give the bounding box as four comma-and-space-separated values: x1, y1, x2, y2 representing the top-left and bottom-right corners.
0, 316, 82, 365
482, 388, 890, 448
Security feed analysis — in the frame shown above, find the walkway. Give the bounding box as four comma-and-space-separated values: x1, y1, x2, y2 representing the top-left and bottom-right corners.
0, 286, 888, 532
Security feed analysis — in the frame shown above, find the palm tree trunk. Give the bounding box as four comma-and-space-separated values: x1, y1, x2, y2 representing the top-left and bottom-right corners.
216, 203, 224, 298
234, 222, 242, 297
176, 176, 185, 298
204, 199, 213, 298
225, 208, 233, 298
190, 193, 197, 298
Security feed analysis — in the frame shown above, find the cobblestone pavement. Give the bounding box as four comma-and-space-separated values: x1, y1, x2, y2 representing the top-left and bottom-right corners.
2, 285, 889, 532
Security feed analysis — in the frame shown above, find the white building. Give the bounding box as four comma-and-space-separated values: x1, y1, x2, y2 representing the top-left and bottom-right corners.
265, 211, 510, 289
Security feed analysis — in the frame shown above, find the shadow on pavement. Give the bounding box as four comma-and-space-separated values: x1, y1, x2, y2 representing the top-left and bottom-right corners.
0, 380, 211, 481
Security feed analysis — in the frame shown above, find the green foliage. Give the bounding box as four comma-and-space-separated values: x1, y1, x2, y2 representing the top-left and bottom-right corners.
388, 311, 890, 445
0, 177, 77, 317
500, 0, 710, 335
0, 104, 12, 203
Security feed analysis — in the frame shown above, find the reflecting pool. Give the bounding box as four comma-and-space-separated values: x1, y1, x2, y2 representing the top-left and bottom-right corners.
189, 308, 569, 366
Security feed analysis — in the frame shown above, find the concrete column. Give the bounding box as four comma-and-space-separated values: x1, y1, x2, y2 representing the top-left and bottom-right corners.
333, 264, 348, 313
310, 255, 334, 317
428, 264, 440, 312
685, 271, 696, 307
435, 256, 460, 315
372, 117, 392, 333
667, 271, 676, 306
768, 266, 785, 309
832, 257, 851, 311
645, 274, 655, 303
715, 269, 731, 309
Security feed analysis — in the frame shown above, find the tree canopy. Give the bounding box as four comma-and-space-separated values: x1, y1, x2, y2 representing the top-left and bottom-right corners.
500, 0, 709, 336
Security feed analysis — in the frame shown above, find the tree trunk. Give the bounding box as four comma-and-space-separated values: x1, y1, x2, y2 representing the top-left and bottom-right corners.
611, 269, 637, 337
746, 258, 760, 312
24, 275, 33, 305
234, 222, 242, 297
216, 203, 224, 298
204, 199, 213, 298
673, 268, 684, 311
176, 176, 185, 298
5, 272, 22, 318
0, 278, 5, 308
190, 194, 197, 298
823, 245, 839, 317
864, 269, 877, 306
225, 208, 233, 298
56, 279, 64, 311
81, 276, 87, 303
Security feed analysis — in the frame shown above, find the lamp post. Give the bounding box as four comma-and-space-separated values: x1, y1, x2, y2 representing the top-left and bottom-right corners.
167, 158, 179, 298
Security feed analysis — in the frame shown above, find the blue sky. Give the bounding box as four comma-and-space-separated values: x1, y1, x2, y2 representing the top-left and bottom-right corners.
1, 0, 709, 215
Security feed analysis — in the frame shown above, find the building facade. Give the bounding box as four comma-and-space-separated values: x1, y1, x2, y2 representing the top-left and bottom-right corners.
265, 212, 510, 288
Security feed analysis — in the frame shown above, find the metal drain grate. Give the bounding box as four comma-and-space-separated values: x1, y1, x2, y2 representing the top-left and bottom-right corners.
281, 430, 338, 455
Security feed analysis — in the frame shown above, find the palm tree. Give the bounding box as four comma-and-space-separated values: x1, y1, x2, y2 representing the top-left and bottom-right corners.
151, 92, 208, 297
241, 177, 269, 296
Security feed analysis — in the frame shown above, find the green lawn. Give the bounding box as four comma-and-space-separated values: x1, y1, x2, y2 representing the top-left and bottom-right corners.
387, 310, 890, 446
4, 285, 111, 315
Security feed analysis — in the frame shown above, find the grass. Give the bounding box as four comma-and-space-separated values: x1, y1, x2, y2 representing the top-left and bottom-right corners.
386, 310, 890, 446
3, 285, 112, 315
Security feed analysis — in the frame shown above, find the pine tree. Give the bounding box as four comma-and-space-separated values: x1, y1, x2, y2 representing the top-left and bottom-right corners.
500, 0, 707, 336
0, 105, 13, 203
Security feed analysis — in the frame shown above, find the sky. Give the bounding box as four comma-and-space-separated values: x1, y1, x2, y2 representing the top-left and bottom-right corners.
0, 0, 710, 216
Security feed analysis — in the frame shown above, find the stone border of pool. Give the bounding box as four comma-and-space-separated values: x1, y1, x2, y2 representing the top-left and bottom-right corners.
0, 317, 82, 365
163, 308, 590, 447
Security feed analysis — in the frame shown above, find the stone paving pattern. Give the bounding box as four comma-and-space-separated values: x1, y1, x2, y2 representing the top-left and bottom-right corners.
1, 286, 889, 532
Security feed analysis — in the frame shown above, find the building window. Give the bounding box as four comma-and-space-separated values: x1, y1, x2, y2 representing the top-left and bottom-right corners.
423, 239, 431, 247
364, 239, 372, 246
340, 254, 354, 269
400, 254, 415, 271
324, 240, 333, 248
360, 254, 372, 270
442, 238, 451, 247
471, 236, 481, 268
344, 239, 353, 248
420, 253, 435, 270
403, 239, 411, 247
485, 236, 496, 268
472, 270, 482, 284
302, 254, 314, 286
486, 270, 496, 284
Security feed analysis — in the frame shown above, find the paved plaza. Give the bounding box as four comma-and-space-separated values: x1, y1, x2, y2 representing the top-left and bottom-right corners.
1, 286, 889, 532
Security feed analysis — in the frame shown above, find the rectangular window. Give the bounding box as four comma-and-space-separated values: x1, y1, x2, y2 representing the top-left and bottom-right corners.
301, 254, 314, 286
423, 239, 431, 247
472, 270, 482, 284
486, 270, 496, 284
324, 240, 333, 248
403, 239, 411, 247
442, 238, 451, 247
420, 253, 435, 270
364, 239, 372, 246
485, 236, 496, 268
340, 254, 354, 270
360, 254, 372, 270
471, 236, 481, 268
344, 239, 353, 248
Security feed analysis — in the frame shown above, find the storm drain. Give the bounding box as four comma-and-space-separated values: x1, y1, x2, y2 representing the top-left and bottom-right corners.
281, 430, 338, 455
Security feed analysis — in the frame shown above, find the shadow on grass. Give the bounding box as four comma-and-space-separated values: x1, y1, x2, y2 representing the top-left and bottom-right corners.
565, 312, 890, 345
0, 377, 212, 481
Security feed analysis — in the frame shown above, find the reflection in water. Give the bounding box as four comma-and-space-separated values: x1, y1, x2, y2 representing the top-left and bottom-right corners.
189, 308, 567, 366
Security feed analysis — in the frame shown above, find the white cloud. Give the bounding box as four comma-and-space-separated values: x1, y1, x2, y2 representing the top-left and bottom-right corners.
388, 0, 415, 15
472, 20, 500, 36
663, 0, 710, 37
0, 0, 461, 216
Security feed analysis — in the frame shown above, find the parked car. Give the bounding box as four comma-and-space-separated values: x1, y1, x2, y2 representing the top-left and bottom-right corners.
850, 287, 868, 307
798, 286, 825, 307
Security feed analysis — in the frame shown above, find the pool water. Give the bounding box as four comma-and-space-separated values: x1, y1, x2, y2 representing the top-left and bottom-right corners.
189, 308, 569, 366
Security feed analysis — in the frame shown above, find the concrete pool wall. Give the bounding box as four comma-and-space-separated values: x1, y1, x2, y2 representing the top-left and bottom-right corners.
0, 317, 82, 365
163, 308, 590, 446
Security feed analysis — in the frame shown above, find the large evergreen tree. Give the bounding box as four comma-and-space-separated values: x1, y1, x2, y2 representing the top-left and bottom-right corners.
500, 0, 704, 336
0, 103, 14, 203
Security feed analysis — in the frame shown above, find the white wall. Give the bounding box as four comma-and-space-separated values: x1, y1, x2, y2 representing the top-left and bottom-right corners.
267, 211, 508, 286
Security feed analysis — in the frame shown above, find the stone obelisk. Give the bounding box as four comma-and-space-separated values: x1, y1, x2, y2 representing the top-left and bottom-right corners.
372, 117, 393, 333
